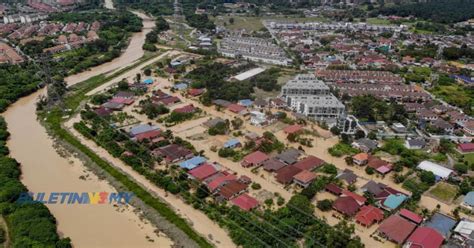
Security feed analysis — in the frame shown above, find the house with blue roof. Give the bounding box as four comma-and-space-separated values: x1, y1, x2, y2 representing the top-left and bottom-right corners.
462, 191, 474, 210
451, 75, 474, 85
179, 156, 207, 170
382, 194, 407, 210
173, 83, 188, 90
143, 78, 154, 85
224, 139, 241, 149
426, 212, 457, 238
238, 99, 253, 107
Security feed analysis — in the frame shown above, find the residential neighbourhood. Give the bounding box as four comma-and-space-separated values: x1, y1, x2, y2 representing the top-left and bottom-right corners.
0, 0, 473, 248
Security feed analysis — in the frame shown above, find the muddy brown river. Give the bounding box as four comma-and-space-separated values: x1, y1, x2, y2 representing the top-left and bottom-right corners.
2, 3, 174, 247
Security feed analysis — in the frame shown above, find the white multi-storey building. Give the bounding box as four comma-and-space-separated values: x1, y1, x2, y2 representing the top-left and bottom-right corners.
281, 74, 345, 121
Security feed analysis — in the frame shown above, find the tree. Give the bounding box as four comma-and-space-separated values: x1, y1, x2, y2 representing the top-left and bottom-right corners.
454, 163, 468, 174
144, 68, 152, 76
231, 117, 243, 130
330, 126, 341, 135
251, 183, 261, 190
321, 163, 338, 175
419, 171, 436, 185
195, 184, 210, 199
367, 131, 377, 140
345, 156, 353, 165
229, 17, 234, 24
365, 166, 375, 175
354, 130, 365, 139
117, 79, 129, 90
316, 199, 332, 211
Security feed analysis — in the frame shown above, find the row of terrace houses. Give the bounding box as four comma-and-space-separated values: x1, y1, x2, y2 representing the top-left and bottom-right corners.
315, 69, 404, 85
218, 36, 292, 66
266, 21, 407, 33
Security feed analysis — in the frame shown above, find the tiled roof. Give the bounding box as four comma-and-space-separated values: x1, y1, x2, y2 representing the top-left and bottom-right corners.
406, 227, 444, 248
333, 196, 360, 216
231, 193, 259, 211
377, 215, 416, 244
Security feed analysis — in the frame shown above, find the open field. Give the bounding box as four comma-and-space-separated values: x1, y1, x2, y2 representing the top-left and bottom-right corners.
429, 182, 458, 203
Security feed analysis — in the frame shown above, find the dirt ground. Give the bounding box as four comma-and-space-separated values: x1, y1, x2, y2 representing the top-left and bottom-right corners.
79, 61, 465, 248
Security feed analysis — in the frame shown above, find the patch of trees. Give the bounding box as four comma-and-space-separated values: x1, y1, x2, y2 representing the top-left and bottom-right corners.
139, 100, 170, 119
187, 63, 255, 104
208, 121, 229, 135
113, 0, 174, 16
248, 68, 281, 92
376, 0, 474, 24
400, 43, 438, 59
144, 17, 170, 51
0, 117, 71, 247
185, 14, 215, 32
442, 45, 474, 60
0, 63, 43, 112
350, 95, 407, 124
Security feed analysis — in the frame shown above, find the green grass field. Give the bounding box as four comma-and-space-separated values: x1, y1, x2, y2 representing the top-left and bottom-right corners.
429, 182, 458, 203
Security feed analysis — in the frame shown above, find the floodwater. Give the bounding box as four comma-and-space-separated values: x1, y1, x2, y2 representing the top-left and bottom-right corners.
64, 10, 155, 85
2, 7, 173, 248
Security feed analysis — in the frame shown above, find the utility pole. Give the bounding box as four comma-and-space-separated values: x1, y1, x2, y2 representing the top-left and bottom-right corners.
37, 53, 66, 107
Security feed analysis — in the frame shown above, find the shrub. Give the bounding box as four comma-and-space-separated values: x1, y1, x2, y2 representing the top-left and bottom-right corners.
316, 199, 333, 211
251, 183, 261, 190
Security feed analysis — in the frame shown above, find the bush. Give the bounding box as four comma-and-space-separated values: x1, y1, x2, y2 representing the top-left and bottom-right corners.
419, 170, 436, 186
0, 228, 5, 244
365, 166, 375, 175
454, 163, 468, 174
320, 163, 338, 175
251, 183, 261, 190
316, 199, 333, 211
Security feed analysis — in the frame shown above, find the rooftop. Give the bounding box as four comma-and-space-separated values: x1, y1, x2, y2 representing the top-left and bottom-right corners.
377, 215, 417, 244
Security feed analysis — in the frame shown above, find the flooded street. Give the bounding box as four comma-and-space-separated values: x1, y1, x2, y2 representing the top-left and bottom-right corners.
2, 6, 174, 248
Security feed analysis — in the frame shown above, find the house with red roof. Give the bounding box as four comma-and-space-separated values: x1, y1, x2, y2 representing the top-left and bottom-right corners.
377, 215, 416, 244
231, 193, 259, 211
458, 143, 474, 154
355, 205, 384, 227
110, 97, 135, 105
217, 180, 247, 200
205, 172, 237, 192
333, 196, 360, 216
134, 129, 162, 142
94, 106, 113, 117
158, 96, 181, 106
227, 104, 247, 115
367, 156, 393, 175
151, 144, 193, 163
241, 151, 269, 168
293, 170, 317, 188
341, 190, 367, 206
283, 124, 303, 135
188, 163, 218, 181
405, 227, 444, 248
399, 209, 423, 224
188, 88, 205, 97
293, 156, 325, 171
173, 104, 197, 114
352, 153, 369, 165
275, 165, 302, 185
325, 183, 343, 196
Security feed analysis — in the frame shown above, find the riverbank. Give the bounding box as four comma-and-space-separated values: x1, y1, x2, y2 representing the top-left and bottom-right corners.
2, 9, 179, 247
41, 55, 214, 247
